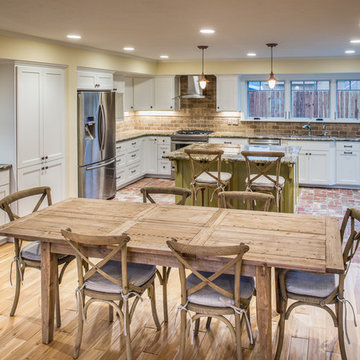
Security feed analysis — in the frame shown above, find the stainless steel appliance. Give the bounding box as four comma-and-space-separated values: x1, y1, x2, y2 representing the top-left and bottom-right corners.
170, 129, 213, 178
248, 138, 281, 146
78, 91, 116, 199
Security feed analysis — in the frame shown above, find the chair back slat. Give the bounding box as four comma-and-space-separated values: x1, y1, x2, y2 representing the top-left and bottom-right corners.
61, 229, 131, 293
167, 239, 249, 306
219, 191, 274, 211
140, 186, 191, 205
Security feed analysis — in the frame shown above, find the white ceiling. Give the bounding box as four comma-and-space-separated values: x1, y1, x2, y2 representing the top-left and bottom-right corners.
1, 0, 360, 60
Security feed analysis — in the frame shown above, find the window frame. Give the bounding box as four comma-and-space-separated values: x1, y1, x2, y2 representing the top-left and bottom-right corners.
336, 80, 360, 120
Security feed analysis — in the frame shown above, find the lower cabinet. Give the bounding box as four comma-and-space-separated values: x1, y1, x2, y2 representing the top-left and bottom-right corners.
0, 169, 10, 242
336, 142, 360, 186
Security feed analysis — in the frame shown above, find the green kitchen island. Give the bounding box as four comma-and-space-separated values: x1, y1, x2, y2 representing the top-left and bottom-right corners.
164, 143, 300, 213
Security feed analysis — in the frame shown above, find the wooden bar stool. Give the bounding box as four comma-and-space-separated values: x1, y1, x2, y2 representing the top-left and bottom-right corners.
241, 150, 285, 212
219, 191, 274, 211
185, 148, 232, 207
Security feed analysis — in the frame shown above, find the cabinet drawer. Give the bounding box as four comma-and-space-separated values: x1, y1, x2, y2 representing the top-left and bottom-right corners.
116, 141, 128, 155
116, 153, 126, 169
336, 142, 360, 151
157, 160, 171, 175
0, 169, 10, 186
128, 138, 142, 151
157, 136, 170, 146
127, 163, 142, 180
116, 168, 127, 188
288, 141, 332, 151
158, 145, 170, 159
127, 149, 141, 165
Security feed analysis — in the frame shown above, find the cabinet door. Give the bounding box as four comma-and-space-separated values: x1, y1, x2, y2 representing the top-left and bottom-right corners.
154, 76, 175, 110
124, 77, 134, 111
0, 183, 9, 227
216, 75, 239, 111
41, 159, 65, 204
336, 151, 360, 185
298, 151, 309, 184
308, 151, 330, 185
77, 71, 97, 90
143, 137, 157, 174
133, 78, 154, 110
97, 73, 113, 90
17, 66, 42, 168
43, 68, 65, 162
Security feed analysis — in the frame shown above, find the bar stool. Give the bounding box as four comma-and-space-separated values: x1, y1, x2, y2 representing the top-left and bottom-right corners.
184, 148, 232, 207
241, 150, 285, 212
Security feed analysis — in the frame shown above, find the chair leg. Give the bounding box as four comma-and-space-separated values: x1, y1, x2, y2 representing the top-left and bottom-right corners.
337, 301, 348, 360
205, 317, 212, 331
245, 308, 254, 349
10, 264, 23, 317
109, 304, 114, 323
162, 266, 169, 323
191, 187, 196, 206
274, 300, 287, 360
55, 270, 61, 328
234, 312, 242, 360
194, 318, 200, 336
73, 303, 84, 359
179, 307, 187, 360
124, 299, 132, 360
148, 284, 161, 331
201, 188, 205, 207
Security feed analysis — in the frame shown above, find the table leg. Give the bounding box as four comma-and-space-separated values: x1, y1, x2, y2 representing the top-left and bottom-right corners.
41, 242, 57, 344
256, 265, 272, 359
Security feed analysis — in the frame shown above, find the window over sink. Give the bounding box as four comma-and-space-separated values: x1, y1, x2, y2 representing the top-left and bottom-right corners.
336, 80, 360, 120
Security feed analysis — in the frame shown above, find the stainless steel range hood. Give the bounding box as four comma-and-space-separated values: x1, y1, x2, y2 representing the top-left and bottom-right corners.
176, 75, 205, 99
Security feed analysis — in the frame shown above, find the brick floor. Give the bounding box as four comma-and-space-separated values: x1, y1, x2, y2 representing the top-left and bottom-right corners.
116, 179, 360, 262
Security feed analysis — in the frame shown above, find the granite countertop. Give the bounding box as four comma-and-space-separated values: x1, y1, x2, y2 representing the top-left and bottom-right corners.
116, 130, 174, 142
0, 164, 12, 171
210, 132, 360, 142
164, 143, 301, 164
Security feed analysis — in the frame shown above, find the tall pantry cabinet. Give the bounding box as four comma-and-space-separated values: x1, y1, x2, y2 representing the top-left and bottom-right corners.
0, 64, 66, 216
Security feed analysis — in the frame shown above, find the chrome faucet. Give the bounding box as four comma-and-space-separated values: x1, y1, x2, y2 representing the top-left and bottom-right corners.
322, 125, 329, 137
302, 122, 312, 136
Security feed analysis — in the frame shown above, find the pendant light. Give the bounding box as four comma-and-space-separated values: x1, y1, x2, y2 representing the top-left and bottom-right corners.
197, 45, 208, 90
266, 43, 278, 89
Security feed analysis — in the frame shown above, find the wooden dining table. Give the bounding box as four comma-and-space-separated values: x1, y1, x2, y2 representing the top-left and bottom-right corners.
0, 197, 344, 359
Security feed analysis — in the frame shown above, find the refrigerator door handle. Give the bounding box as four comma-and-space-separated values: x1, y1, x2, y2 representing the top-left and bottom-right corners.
86, 158, 115, 171
97, 104, 103, 150
101, 104, 106, 151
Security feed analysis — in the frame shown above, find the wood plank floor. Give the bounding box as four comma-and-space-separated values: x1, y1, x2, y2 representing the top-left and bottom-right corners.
0, 243, 359, 359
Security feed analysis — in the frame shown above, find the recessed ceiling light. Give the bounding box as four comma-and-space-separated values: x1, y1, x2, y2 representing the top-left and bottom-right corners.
200, 29, 215, 34
67, 34, 81, 39
247, 53, 257, 57
345, 50, 355, 54
350, 39, 360, 44
123, 47, 135, 51
160, 55, 169, 59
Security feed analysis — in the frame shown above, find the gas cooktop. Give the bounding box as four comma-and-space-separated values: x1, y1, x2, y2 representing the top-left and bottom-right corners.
175, 129, 213, 135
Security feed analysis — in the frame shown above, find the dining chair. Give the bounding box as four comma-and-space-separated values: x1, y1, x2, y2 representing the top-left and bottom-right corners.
218, 191, 274, 211
0, 186, 74, 328
140, 186, 191, 323
275, 208, 360, 360
241, 150, 285, 212
184, 148, 232, 207
61, 229, 161, 359
167, 239, 255, 360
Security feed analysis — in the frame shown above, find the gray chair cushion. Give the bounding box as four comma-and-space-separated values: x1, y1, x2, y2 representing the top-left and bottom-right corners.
285, 270, 339, 298
21, 241, 68, 261
248, 174, 285, 188
84, 260, 156, 294
186, 271, 255, 307
195, 171, 232, 184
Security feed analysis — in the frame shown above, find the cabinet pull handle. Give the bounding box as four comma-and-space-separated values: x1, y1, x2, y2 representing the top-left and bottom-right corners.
344, 151, 353, 155
131, 142, 136, 145
344, 145, 352, 148
45, 166, 48, 170
131, 154, 136, 158
131, 170, 136, 173
224, 141, 232, 144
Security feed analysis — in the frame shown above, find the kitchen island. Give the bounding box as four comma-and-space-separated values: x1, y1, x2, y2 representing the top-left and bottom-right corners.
164, 143, 300, 213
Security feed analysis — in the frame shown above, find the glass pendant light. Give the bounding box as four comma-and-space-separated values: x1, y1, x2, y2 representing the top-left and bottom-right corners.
266, 43, 278, 89
198, 45, 208, 90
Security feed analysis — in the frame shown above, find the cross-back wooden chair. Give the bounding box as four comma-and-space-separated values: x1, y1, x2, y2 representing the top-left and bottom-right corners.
61, 229, 161, 360
140, 186, 191, 323
184, 148, 232, 207
241, 150, 285, 212
0, 186, 74, 328
167, 239, 255, 360
275, 208, 360, 360
218, 191, 275, 211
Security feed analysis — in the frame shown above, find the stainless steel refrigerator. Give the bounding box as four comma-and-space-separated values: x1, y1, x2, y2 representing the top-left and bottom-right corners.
78, 91, 116, 199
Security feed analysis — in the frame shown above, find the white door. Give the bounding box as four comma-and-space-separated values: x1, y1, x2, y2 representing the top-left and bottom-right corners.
17, 66, 42, 168
41, 159, 65, 204
143, 137, 158, 174
154, 76, 175, 110
133, 77, 154, 110
43, 68, 65, 162
336, 151, 360, 185
308, 151, 330, 185
216, 75, 239, 111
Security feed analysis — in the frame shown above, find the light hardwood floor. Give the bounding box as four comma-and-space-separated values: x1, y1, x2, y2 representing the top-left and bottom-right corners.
0, 242, 359, 359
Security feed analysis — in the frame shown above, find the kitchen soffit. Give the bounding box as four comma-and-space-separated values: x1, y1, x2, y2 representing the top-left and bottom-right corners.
0, 0, 360, 60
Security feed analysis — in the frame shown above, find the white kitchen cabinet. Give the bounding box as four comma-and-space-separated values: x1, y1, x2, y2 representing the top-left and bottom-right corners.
216, 75, 240, 111
209, 137, 247, 145
124, 77, 134, 112
133, 77, 154, 110
143, 136, 158, 174
336, 142, 360, 186
154, 76, 176, 110
0, 169, 10, 243
157, 136, 171, 176
77, 70, 113, 90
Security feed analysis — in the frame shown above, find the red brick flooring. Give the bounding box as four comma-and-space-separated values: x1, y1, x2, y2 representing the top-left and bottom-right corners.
116, 178, 360, 262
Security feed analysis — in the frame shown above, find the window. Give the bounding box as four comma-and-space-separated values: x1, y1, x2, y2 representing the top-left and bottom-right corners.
248, 81, 285, 118
291, 81, 330, 119
337, 80, 360, 119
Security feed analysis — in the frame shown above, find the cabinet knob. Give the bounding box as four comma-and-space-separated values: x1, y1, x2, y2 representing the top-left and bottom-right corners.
45, 155, 48, 160
150, 106, 153, 109
41, 156, 45, 161
45, 166, 48, 170
170, 106, 173, 109
41, 167, 45, 170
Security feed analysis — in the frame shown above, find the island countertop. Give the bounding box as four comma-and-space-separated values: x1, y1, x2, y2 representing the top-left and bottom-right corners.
164, 143, 301, 164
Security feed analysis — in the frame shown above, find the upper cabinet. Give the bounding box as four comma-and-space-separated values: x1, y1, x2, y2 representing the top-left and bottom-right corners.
77, 70, 113, 90
154, 76, 176, 110
216, 75, 240, 112
133, 77, 154, 110
124, 77, 134, 112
